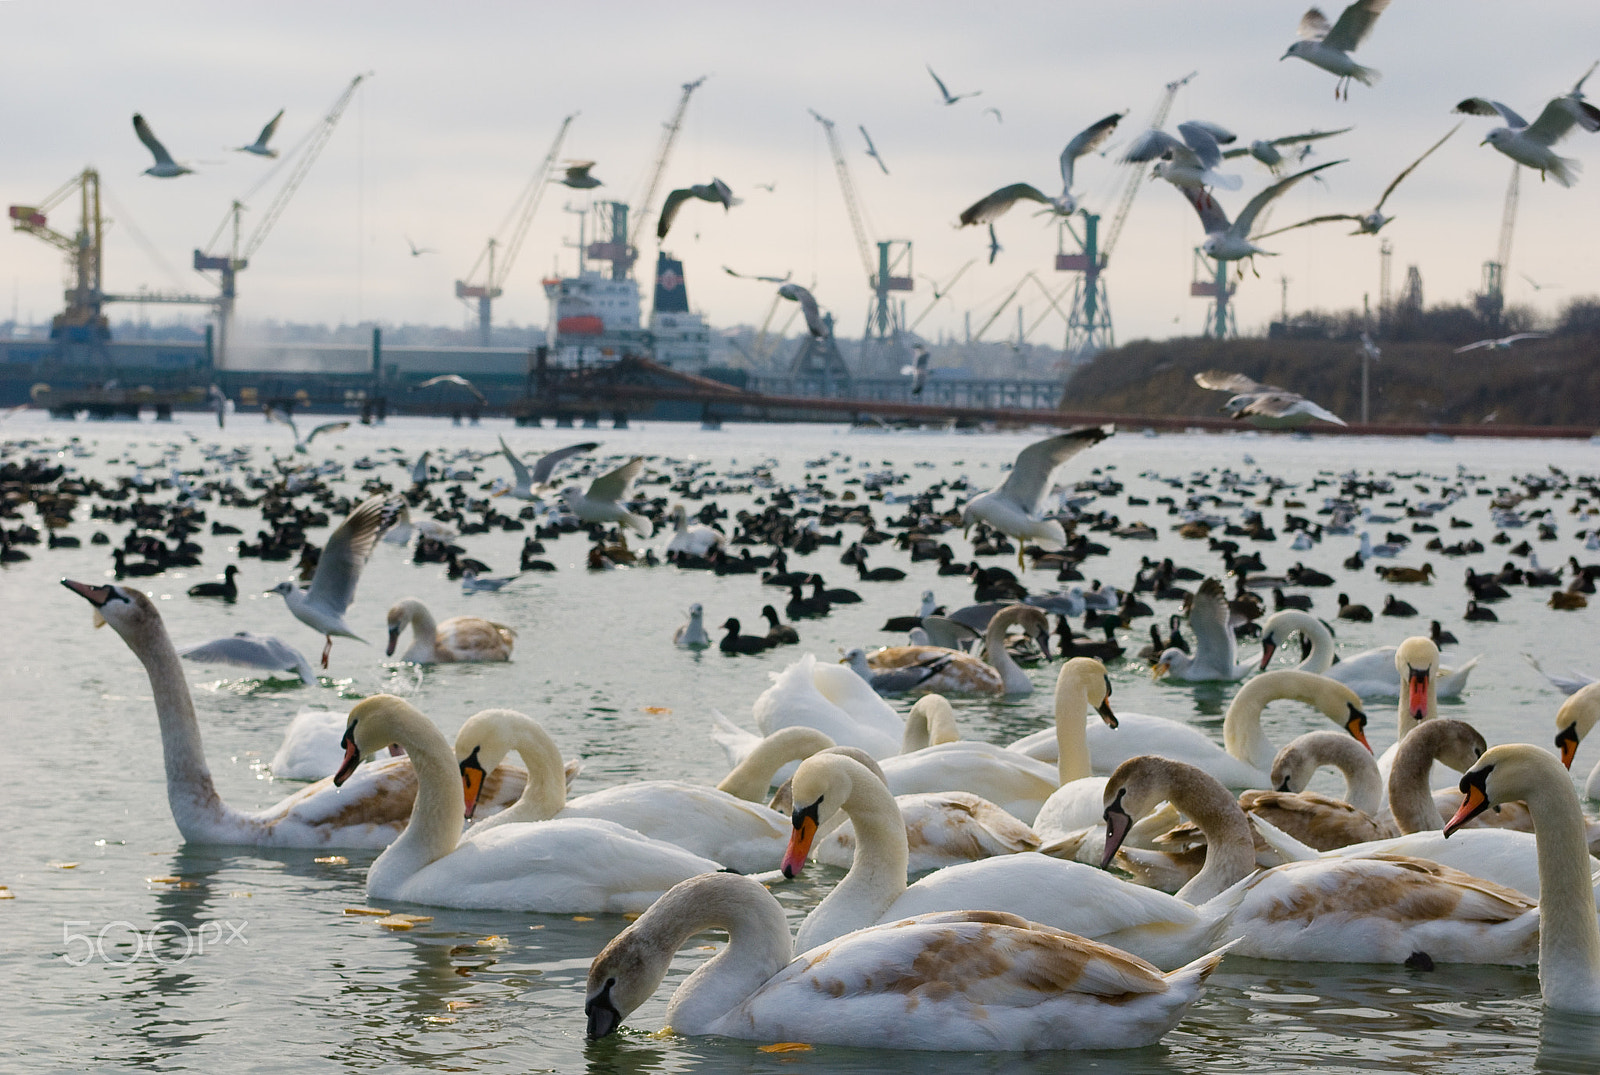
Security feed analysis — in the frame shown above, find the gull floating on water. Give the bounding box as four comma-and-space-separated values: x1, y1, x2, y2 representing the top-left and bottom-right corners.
236, 109, 284, 157
1282, 1, 1391, 100
961, 426, 1114, 565
495, 436, 599, 500
268, 493, 408, 667
1454, 333, 1550, 354
778, 283, 829, 338
1177, 160, 1342, 267
1255, 124, 1458, 238
560, 456, 653, 537
657, 179, 739, 240
1123, 121, 1241, 192
179, 632, 316, 685
461, 569, 519, 594
1455, 80, 1600, 188
133, 114, 193, 178
1193, 370, 1347, 428
265, 408, 349, 454
1222, 127, 1351, 174
926, 64, 980, 106
859, 126, 890, 174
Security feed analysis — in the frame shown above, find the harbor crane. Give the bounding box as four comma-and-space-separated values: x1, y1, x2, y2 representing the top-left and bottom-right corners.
1475, 161, 1520, 329
455, 112, 576, 345
633, 76, 708, 251
197, 72, 369, 365
807, 108, 912, 377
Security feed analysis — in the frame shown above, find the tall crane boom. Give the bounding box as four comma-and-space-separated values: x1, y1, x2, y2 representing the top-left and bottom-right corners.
633, 76, 707, 246
1102, 71, 1194, 262
808, 109, 875, 283
1477, 160, 1520, 327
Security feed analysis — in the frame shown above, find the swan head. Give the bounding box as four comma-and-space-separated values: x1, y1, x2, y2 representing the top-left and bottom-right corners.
782, 751, 882, 878
1406, 719, 1487, 777
334, 694, 428, 787
1555, 682, 1600, 768
384, 599, 425, 656
1102, 756, 1221, 868
1058, 657, 1116, 727
1445, 743, 1568, 836
62, 578, 150, 634
453, 708, 549, 818
1395, 636, 1440, 723
1269, 731, 1351, 793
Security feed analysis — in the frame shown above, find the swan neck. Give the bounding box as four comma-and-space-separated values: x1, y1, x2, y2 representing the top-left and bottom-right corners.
985, 613, 1030, 693
401, 602, 439, 662
1170, 771, 1257, 904
798, 771, 908, 950
716, 730, 828, 801
1054, 678, 1093, 783
1327, 739, 1385, 816
1291, 613, 1334, 673
371, 715, 462, 884
498, 725, 569, 824
1527, 780, 1600, 1005
640, 880, 792, 1032
1222, 677, 1276, 772
133, 622, 233, 838
1387, 738, 1444, 833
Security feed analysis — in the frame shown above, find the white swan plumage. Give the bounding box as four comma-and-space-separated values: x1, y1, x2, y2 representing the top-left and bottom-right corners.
1258, 611, 1478, 699
385, 598, 514, 663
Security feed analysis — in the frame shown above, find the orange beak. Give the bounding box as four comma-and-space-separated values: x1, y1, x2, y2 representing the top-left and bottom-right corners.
459, 748, 486, 819
782, 802, 820, 879
1557, 723, 1580, 769
1406, 667, 1430, 722
1444, 778, 1490, 837
1345, 705, 1372, 753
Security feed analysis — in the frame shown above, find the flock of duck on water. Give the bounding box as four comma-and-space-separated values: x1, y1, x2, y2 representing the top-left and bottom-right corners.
9, 420, 1600, 1052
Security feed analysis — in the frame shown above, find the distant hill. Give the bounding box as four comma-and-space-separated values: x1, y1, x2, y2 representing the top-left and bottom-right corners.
1062, 336, 1600, 428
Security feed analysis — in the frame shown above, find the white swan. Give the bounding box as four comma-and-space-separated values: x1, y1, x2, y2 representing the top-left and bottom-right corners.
1029, 659, 1122, 843
1445, 744, 1600, 1011
1241, 729, 1394, 850
63, 579, 524, 849
1010, 669, 1369, 790
748, 652, 903, 758
1102, 754, 1549, 965
584, 872, 1229, 1051
333, 695, 718, 912
1257, 610, 1478, 699
666, 504, 725, 559
454, 708, 789, 873
1555, 682, 1600, 801
866, 604, 1050, 696
1374, 636, 1450, 790
1154, 578, 1255, 681
270, 708, 351, 780
781, 752, 1236, 968
385, 598, 514, 663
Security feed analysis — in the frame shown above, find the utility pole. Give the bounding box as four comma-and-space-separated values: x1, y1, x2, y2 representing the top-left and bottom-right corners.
1278, 275, 1289, 324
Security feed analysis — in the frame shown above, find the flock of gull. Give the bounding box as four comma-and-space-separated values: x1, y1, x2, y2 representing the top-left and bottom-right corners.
7, 410, 1600, 1053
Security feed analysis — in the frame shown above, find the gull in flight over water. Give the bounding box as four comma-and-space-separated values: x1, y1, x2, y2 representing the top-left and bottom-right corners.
1193, 370, 1347, 428
266, 408, 350, 455
1282, 0, 1392, 100
926, 64, 980, 106
1455, 74, 1600, 188
1256, 124, 1458, 238
658, 179, 739, 240
1123, 121, 1242, 192
1222, 127, 1352, 174
778, 283, 829, 338
902, 345, 930, 396
957, 113, 1124, 230
1454, 333, 1549, 354
961, 426, 1114, 565
557, 161, 603, 189
268, 494, 409, 667
859, 126, 890, 174
723, 266, 790, 284
1177, 160, 1342, 271
559, 457, 653, 537
133, 114, 194, 178
495, 436, 600, 500
236, 109, 284, 157
410, 373, 488, 404
179, 632, 317, 685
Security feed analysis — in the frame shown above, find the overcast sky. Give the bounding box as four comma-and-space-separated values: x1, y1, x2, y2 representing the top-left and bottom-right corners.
4, 1, 1598, 348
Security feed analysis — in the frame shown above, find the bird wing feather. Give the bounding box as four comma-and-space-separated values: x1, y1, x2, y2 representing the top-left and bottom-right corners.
958, 183, 1051, 226
1322, 0, 1390, 52
305, 494, 406, 615
1373, 123, 1459, 212
1177, 123, 1225, 171
1122, 129, 1190, 165
304, 421, 350, 446
498, 435, 531, 487
530, 441, 599, 485
658, 188, 692, 240
1187, 578, 1237, 673
1180, 186, 1231, 236
1298, 7, 1332, 40
997, 426, 1113, 515
133, 114, 176, 165
1234, 160, 1342, 240
1455, 98, 1527, 129
1524, 97, 1585, 146
1060, 112, 1124, 189
1194, 370, 1273, 395
1252, 213, 1363, 241
255, 109, 284, 147
586, 456, 644, 503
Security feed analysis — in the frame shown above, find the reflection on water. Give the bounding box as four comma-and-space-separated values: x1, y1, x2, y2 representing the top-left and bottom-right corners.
4, 417, 1599, 1072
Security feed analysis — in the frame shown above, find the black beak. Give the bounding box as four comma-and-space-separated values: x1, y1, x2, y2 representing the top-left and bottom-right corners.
62, 578, 117, 607
586, 980, 622, 1039
1101, 789, 1132, 869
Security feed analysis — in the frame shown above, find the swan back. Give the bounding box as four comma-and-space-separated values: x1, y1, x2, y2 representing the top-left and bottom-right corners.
754, 654, 900, 757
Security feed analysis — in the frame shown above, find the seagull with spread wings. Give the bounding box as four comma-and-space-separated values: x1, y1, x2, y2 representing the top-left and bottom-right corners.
957, 112, 1125, 227
410, 373, 488, 404
132, 114, 194, 178
723, 266, 791, 284
1455, 74, 1600, 187
268, 493, 409, 667
1177, 160, 1342, 268
1193, 370, 1347, 428
179, 632, 317, 685
1122, 121, 1242, 192
1256, 125, 1458, 239
960, 426, 1114, 565
1281, 0, 1392, 100
495, 436, 600, 500
1222, 127, 1352, 174
266, 408, 350, 455
559, 457, 653, 537
926, 64, 980, 105
859, 125, 890, 174
901, 346, 931, 396
657, 179, 739, 240
558, 161, 603, 189
1454, 333, 1549, 354
237, 109, 285, 158
778, 283, 829, 338
1154, 578, 1256, 681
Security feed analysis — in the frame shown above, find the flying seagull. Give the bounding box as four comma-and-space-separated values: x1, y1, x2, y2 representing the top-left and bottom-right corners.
265, 408, 350, 454
958, 183, 1055, 228
1177, 160, 1343, 268
961, 426, 1114, 565
986, 223, 1002, 264
1454, 333, 1549, 353
723, 266, 791, 284
405, 236, 435, 257
237, 109, 285, 157
926, 64, 980, 105
268, 493, 409, 667
658, 178, 739, 240
410, 373, 488, 404
956, 113, 1125, 230
859, 125, 890, 174
558, 161, 603, 189
1053, 112, 1126, 213
1123, 121, 1241, 191
1455, 86, 1600, 187
132, 114, 194, 178
559, 457, 653, 537
1222, 127, 1352, 174
179, 631, 316, 685
983, 107, 1004, 125
778, 282, 829, 337
495, 436, 600, 499
1194, 370, 1347, 428
1255, 124, 1459, 238
1282, 0, 1392, 100
902, 345, 931, 396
